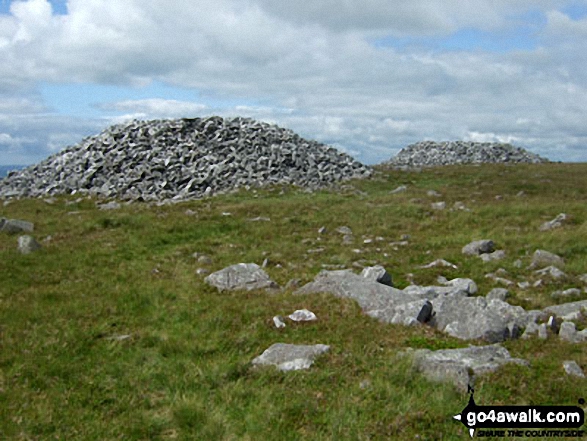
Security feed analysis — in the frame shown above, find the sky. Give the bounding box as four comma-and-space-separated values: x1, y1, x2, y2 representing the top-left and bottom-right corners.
1, 0, 587, 166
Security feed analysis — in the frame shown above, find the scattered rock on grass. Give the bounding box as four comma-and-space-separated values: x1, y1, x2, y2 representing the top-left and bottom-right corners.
410, 344, 529, 392
462, 240, 494, 256
205, 263, 279, 292
0, 218, 34, 234
251, 343, 330, 371
528, 249, 565, 269
540, 213, 567, 231
562, 361, 585, 378
18, 235, 41, 254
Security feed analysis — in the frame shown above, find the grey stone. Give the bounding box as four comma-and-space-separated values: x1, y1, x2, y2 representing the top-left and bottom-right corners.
479, 250, 506, 262
486, 288, 510, 301
485, 273, 515, 286
204, 263, 279, 292
431, 201, 446, 210
273, 316, 286, 328
98, 201, 121, 210
431, 296, 516, 342
579, 274, 587, 284
288, 309, 317, 322
0, 218, 34, 234
528, 249, 565, 269
538, 323, 548, 339
534, 266, 566, 280
419, 259, 458, 269
18, 235, 41, 254
562, 361, 585, 378
438, 277, 478, 295
551, 288, 582, 300
295, 270, 411, 315
336, 226, 353, 235
390, 185, 408, 194
410, 345, 529, 392
360, 265, 393, 287
251, 343, 330, 371
544, 300, 587, 320
521, 322, 540, 339
462, 239, 495, 255
385, 141, 549, 169
540, 213, 567, 231
558, 321, 578, 342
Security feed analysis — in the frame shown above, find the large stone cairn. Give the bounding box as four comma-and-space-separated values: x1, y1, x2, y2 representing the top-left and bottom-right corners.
0, 117, 371, 201
386, 141, 549, 168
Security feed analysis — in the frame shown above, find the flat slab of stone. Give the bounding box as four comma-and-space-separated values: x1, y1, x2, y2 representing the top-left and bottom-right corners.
204, 263, 279, 292
295, 270, 410, 314
411, 344, 529, 392
251, 343, 330, 371
529, 249, 565, 269
544, 300, 587, 320
462, 240, 494, 256
0, 218, 34, 234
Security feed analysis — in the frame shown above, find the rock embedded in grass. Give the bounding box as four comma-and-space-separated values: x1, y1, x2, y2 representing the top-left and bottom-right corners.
562, 361, 585, 378
204, 263, 279, 292
0, 218, 34, 234
17, 235, 41, 254
409, 344, 529, 392
251, 343, 330, 371
528, 249, 565, 269
462, 239, 495, 256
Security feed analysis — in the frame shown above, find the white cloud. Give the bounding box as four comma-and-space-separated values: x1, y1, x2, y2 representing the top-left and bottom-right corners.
99, 99, 208, 119
0, 0, 586, 164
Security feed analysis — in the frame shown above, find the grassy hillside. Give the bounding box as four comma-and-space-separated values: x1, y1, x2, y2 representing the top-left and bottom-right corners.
1, 163, 586, 440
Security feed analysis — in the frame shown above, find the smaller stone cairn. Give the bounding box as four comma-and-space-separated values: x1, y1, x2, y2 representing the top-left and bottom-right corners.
385, 141, 549, 168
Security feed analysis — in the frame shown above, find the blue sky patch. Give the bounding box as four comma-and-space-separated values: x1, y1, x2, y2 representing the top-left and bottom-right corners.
0, 0, 67, 15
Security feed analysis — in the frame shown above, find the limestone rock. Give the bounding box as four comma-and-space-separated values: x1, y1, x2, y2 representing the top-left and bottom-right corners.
562, 361, 585, 378
479, 250, 506, 262
419, 259, 458, 269
360, 265, 393, 287
251, 343, 330, 371
411, 345, 529, 392
528, 250, 565, 269
544, 300, 587, 321
540, 213, 567, 231
534, 266, 566, 280
288, 309, 317, 322
551, 288, 582, 300
204, 263, 279, 292
486, 288, 510, 301
431, 296, 516, 343
18, 235, 41, 254
0, 218, 34, 234
462, 240, 495, 256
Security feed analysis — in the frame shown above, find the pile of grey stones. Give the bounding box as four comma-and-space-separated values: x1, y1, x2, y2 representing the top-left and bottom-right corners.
0, 117, 371, 201
385, 141, 549, 168
204, 236, 587, 391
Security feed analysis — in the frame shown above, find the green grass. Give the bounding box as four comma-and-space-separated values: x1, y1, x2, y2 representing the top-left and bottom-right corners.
1, 163, 586, 440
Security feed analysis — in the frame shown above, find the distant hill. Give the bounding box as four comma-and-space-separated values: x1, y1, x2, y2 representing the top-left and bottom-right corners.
0, 165, 25, 178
